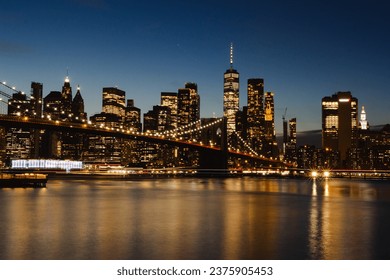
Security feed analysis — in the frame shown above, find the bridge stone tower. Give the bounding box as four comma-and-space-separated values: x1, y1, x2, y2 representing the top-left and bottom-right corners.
198, 117, 228, 171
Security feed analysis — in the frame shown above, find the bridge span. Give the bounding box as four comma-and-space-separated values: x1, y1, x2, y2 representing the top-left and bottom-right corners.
0, 115, 290, 169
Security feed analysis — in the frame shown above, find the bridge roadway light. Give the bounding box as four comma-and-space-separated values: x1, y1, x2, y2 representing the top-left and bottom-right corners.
323, 170, 330, 178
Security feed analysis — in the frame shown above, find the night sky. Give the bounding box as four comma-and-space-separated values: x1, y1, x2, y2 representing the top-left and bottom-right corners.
1, 0, 389, 133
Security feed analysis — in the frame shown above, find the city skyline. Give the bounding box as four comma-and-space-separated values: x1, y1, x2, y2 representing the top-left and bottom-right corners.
2, 0, 389, 133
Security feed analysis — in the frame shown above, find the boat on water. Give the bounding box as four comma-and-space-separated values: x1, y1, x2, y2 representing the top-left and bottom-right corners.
0, 173, 48, 188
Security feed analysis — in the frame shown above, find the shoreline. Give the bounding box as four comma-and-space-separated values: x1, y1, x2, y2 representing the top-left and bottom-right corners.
2, 169, 389, 184
48, 171, 390, 181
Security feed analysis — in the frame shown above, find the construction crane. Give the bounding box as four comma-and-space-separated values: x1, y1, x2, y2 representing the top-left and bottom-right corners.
282, 107, 287, 122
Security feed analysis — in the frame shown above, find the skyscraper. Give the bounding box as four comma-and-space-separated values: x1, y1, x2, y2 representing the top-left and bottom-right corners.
264, 91, 275, 141
177, 83, 200, 129
124, 99, 142, 132
161, 92, 178, 129
86, 87, 126, 164
61, 76, 73, 120
142, 105, 174, 168
186, 82, 200, 123
246, 78, 264, 153
30, 82, 43, 118
123, 99, 142, 167
285, 118, 297, 164
177, 82, 200, 167
102, 87, 126, 117
71, 85, 87, 122
87, 112, 123, 163
43, 91, 62, 120
30, 82, 43, 158
7, 91, 29, 117
61, 85, 87, 160
6, 91, 32, 159
59, 85, 88, 160
177, 88, 191, 129
322, 91, 358, 166
263, 91, 278, 158
289, 118, 297, 147
41, 91, 62, 158
143, 105, 172, 132
223, 43, 239, 135
359, 106, 368, 130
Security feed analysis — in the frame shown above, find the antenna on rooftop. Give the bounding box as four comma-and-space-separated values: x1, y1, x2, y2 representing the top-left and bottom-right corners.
230, 42, 234, 68
65, 68, 70, 83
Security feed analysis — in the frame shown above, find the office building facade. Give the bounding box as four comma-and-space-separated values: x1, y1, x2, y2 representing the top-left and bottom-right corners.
322, 91, 358, 166
61, 76, 73, 120
102, 87, 126, 117
246, 78, 264, 153
161, 92, 178, 129
30, 82, 43, 118
285, 118, 297, 164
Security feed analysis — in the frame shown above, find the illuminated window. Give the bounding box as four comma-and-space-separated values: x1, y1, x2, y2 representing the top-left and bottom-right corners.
325, 115, 338, 128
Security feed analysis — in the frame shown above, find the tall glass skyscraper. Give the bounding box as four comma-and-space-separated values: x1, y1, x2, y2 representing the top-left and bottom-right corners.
223, 43, 239, 135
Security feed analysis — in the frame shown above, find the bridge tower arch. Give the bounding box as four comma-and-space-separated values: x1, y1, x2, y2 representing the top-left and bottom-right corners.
198, 117, 228, 170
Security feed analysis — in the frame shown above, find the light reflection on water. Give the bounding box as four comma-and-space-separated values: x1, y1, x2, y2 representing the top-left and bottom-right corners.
0, 177, 389, 260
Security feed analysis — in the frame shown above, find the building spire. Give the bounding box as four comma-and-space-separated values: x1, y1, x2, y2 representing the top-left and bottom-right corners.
360, 105, 368, 130
230, 42, 234, 68
65, 68, 70, 83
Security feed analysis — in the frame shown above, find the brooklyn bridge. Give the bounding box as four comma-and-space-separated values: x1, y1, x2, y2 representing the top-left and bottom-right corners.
0, 114, 290, 170
0, 80, 291, 172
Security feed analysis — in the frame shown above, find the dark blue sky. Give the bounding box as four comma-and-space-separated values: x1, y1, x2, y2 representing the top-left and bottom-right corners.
1, 0, 389, 132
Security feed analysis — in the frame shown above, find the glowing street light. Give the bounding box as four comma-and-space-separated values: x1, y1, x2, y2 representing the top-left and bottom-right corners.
323, 170, 330, 178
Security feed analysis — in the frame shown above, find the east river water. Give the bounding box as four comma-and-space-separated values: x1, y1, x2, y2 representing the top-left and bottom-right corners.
0, 177, 390, 260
